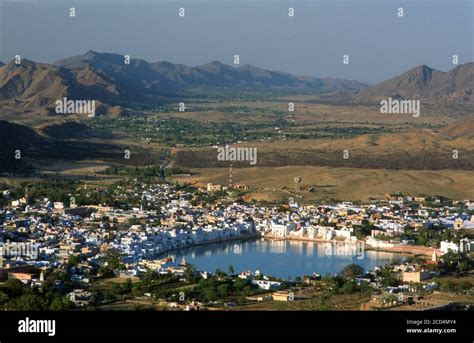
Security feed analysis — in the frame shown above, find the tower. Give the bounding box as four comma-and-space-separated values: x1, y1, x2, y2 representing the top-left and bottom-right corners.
293, 176, 302, 192
431, 250, 437, 262
24, 184, 29, 201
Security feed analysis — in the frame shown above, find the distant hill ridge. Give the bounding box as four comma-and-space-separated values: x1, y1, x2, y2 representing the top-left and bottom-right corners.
0, 51, 366, 109
0, 51, 473, 112
55, 50, 367, 92
354, 63, 474, 104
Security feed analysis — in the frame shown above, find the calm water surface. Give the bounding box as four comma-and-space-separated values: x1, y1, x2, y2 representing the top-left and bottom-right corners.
164, 238, 405, 279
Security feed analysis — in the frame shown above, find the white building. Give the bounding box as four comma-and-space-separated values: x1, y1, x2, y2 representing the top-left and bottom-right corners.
53, 202, 64, 210
270, 222, 294, 237
441, 239, 474, 254
440, 240, 459, 254
251, 280, 281, 290
334, 228, 353, 240
316, 226, 336, 240
307, 226, 318, 239
2, 190, 11, 199
365, 236, 397, 248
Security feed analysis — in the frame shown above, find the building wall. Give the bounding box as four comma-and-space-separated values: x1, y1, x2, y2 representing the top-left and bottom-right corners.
402, 271, 431, 283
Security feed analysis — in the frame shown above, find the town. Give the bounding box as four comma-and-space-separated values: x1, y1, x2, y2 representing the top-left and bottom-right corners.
0, 178, 473, 311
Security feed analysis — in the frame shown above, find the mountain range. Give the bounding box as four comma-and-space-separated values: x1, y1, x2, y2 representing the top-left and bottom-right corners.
0, 52, 473, 175
0, 50, 366, 111
0, 51, 473, 115
354, 63, 474, 104
55, 50, 367, 93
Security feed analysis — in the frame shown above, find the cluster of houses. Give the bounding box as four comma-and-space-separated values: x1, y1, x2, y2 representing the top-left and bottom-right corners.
0, 182, 473, 299
260, 200, 474, 255
0, 183, 264, 284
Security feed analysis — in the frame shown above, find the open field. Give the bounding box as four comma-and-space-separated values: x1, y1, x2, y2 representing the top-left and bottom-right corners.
171, 166, 474, 202
236, 290, 371, 311
2, 94, 473, 203
174, 129, 474, 170
170, 99, 455, 127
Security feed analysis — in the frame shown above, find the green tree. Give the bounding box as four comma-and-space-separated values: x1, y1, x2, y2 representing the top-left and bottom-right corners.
459, 281, 472, 291
215, 269, 227, 279
203, 288, 218, 302
341, 264, 364, 280
376, 266, 400, 287
217, 284, 231, 298
184, 264, 197, 282
10, 293, 44, 310
233, 279, 249, 291
340, 281, 356, 294
0, 291, 9, 305
67, 254, 81, 268
417, 232, 430, 246
440, 281, 457, 292
4, 278, 24, 297
458, 260, 470, 275
49, 296, 74, 311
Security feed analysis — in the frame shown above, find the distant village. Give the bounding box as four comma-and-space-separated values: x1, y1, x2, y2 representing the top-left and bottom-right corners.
1, 180, 473, 310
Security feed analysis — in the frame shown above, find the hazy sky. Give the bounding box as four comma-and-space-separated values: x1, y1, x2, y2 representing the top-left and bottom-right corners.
0, 0, 472, 83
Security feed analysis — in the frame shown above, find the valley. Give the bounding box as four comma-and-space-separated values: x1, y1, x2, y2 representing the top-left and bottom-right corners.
0, 51, 473, 203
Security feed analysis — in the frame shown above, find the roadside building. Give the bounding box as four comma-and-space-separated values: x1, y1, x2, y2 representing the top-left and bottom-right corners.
402, 271, 433, 283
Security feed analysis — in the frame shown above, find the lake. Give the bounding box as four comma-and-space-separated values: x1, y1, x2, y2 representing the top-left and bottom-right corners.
164, 238, 406, 279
